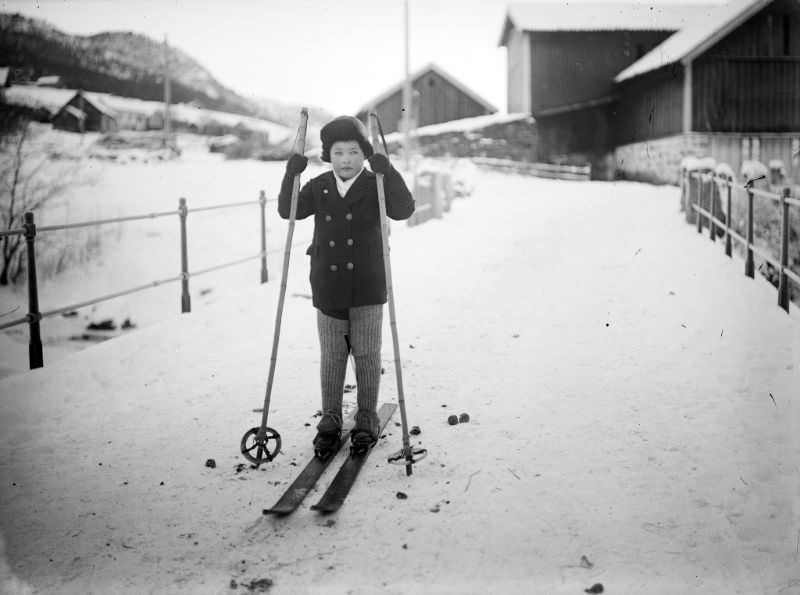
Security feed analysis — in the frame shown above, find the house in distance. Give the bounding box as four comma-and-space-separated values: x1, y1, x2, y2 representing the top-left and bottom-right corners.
52, 90, 117, 133
356, 62, 497, 135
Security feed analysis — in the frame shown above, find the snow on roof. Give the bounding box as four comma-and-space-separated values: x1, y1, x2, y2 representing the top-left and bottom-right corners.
2, 85, 293, 142
357, 63, 497, 115
615, 0, 769, 82
34, 75, 61, 86
2, 86, 76, 113
403, 112, 531, 139
499, 1, 723, 45
307, 112, 532, 158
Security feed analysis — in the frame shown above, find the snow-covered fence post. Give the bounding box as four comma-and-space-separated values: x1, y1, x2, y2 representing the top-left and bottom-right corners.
23, 212, 43, 369
745, 186, 755, 279
696, 173, 705, 234
709, 174, 717, 242
778, 187, 791, 312
178, 197, 191, 313
259, 190, 268, 284
725, 180, 733, 258
686, 171, 698, 225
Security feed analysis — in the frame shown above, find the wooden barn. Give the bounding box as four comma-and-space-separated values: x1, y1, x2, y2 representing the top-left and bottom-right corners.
355, 63, 497, 135
613, 0, 800, 183
53, 91, 117, 133
499, 2, 717, 170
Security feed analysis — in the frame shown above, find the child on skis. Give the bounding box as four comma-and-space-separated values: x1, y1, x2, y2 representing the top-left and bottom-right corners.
278, 115, 414, 458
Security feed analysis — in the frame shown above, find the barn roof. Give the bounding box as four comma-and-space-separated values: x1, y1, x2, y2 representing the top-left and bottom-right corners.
615, 0, 770, 82
357, 63, 497, 115
75, 92, 118, 118
498, 1, 723, 45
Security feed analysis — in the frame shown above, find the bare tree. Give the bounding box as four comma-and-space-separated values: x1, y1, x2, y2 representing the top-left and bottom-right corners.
0, 118, 76, 285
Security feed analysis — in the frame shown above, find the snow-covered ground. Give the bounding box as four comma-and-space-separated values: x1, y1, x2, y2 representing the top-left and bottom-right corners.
1, 146, 799, 594
0, 134, 323, 378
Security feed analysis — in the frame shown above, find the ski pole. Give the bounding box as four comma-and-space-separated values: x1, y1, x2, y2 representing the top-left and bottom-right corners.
241, 108, 309, 465
367, 112, 426, 476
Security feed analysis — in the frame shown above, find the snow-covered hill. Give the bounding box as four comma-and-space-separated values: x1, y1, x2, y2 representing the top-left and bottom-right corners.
0, 157, 798, 594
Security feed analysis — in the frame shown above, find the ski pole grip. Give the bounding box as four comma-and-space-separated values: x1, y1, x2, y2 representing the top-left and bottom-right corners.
293, 108, 309, 155
367, 112, 386, 157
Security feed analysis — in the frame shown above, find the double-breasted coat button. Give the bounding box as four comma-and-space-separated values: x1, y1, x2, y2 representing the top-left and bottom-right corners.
346, 238, 353, 246
330, 264, 338, 272
329, 240, 336, 247
346, 262, 354, 270
325, 214, 332, 222
345, 213, 353, 221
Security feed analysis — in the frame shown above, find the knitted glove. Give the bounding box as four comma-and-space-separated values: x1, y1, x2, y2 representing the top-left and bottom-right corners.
286, 153, 308, 176
368, 153, 391, 175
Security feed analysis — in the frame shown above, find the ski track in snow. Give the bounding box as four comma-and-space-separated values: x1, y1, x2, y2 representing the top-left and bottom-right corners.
1, 153, 799, 595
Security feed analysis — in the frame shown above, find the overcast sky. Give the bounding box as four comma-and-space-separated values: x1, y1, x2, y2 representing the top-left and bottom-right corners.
0, 0, 512, 115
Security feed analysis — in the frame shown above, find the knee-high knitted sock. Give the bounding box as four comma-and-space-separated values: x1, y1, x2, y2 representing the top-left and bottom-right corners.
317, 309, 349, 432
349, 305, 383, 436
353, 353, 381, 435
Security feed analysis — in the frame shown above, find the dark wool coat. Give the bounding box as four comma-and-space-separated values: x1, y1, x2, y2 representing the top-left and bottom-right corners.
278, 167, 414, 311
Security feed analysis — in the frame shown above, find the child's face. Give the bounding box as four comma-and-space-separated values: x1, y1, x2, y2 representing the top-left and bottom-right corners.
330, 141, 365, 180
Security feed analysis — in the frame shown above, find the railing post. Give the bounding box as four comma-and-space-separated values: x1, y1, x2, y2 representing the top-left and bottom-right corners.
745, 185, 755, 279
685, 171, 695, 224
724, 180, 733, 257
696, 174, 704, 233
259, 190, 268, 284
778, 187, 791, 312
709, 175, 716, 241
179, 197, 191, 313
23, 212, 43, 369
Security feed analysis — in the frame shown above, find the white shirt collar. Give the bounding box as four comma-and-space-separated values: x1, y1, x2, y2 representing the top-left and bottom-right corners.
333, 166, 365, 197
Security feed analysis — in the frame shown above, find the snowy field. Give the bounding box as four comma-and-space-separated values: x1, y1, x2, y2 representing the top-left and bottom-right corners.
0, 134, 327, 378
1, 145, 799, 595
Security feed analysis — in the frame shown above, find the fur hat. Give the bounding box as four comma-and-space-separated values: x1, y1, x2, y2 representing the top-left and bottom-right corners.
320, 116, 374, 163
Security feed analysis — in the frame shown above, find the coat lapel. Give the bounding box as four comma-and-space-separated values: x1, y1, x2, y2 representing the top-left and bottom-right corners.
321, 172, 347, 211
344, 170, 374, 208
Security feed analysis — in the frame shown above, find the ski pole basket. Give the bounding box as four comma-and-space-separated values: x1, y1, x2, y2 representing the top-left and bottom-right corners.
387, 446, 427, 466
240, 426, 282, 464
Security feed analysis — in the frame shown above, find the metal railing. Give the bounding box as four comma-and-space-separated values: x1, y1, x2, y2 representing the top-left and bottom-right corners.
472, 157, 591, 181
1, 191, 310, 370
683, 170, 799, 313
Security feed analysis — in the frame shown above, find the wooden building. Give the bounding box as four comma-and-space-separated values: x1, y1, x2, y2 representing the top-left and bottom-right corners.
500, 0, 800, 183
613, 0, 800, 182
356, 63, 497, 135
499, 2, 716, 166
52, 91, 117, 133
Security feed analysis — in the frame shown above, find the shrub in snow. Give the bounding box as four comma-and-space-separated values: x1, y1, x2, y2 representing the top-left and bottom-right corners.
0, 119, 94, 285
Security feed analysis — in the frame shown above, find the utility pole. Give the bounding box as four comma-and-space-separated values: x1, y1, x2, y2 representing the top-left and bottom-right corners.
402, 0, 412, 171
163, 36, 172, 149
